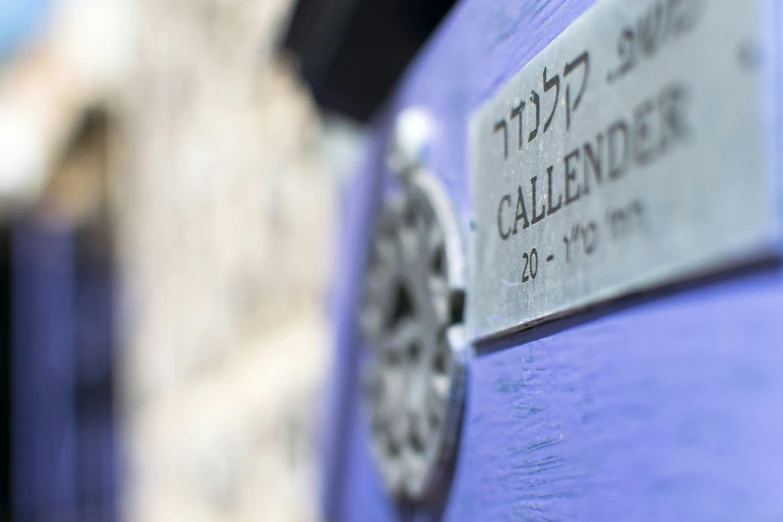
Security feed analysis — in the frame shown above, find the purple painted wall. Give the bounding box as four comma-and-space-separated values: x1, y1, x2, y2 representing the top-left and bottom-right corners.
325, 1, 783, 520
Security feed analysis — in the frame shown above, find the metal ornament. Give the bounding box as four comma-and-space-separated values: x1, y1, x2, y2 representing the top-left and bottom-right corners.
386, 107, 435, 182
360, 111, 468, 501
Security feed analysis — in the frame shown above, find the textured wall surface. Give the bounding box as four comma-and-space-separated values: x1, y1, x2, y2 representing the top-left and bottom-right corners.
113, 1, 335, 520
328, 1, 783, 521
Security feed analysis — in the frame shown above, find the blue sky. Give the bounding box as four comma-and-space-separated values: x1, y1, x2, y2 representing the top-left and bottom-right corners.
0, 0, 51, 61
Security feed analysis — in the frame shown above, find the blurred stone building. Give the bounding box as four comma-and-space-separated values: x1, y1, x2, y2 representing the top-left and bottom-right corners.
117, 1, 340, 521
1, 0, 346, 520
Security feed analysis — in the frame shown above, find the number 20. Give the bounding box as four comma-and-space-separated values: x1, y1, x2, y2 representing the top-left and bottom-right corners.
522, 248, 538, 283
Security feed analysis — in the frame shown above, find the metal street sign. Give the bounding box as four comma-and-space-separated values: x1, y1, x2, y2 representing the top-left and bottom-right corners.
468, 0, 779, 340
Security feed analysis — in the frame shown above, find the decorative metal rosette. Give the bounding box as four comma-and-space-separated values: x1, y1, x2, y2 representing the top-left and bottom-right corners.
359, 173, 468, 501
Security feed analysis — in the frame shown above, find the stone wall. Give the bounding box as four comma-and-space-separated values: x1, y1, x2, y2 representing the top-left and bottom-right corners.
114, 1, 337, 520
